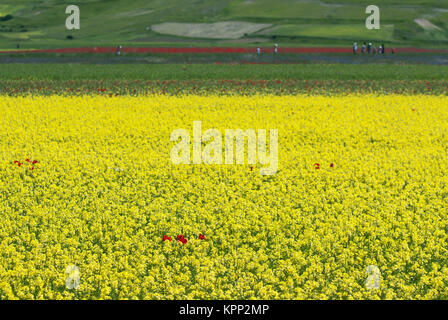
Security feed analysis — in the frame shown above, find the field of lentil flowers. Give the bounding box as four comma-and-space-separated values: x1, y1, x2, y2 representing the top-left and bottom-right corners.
1, 64, 448, 300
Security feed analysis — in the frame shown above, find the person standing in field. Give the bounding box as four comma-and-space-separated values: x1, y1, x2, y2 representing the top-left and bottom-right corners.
353, 42, 357, 54
382, 43, 385, 54
367, 42, 372, 54
361, 42, 366, 53
116, 45, 122, 56
256, 47, 261, 55
378, 44, 383, 54
273, 43, 278, 54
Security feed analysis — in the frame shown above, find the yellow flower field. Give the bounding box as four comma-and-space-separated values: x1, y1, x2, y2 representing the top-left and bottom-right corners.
1, 94, 448, 299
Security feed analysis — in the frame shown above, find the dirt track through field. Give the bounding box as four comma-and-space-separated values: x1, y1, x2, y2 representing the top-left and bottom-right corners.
0, 47, 447, 65
0, 55, 447, 65
1, 46, 448, 55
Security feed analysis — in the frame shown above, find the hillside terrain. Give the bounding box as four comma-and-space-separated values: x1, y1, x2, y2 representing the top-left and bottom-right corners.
0, 0, 447, 49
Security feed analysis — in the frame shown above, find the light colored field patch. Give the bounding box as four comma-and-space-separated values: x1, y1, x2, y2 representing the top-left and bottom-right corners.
151, 21, 272, 39
1, 30, 43, 40
414, 18, 442, 31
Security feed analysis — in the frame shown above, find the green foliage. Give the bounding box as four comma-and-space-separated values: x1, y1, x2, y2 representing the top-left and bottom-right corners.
0, 63, 447, 81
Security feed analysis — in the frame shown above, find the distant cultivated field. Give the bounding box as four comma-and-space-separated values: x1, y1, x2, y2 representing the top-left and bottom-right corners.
257, 24, 395, 41
0, 0, 447, 48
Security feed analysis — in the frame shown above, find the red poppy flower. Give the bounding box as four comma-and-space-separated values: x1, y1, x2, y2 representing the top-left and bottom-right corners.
199, 234, 206, 240
176, 234, 188, 244
162, 235, 172, 242
17, 162, 22, 167
32, 160, 38, 164
330, 163, 334, 168
314, 163, 320, 169
13, 161, 18, 164
30, 167, 35, 171
25, 159, 30, 163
